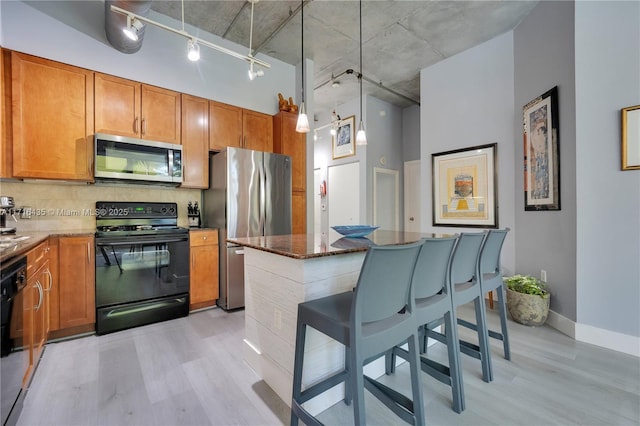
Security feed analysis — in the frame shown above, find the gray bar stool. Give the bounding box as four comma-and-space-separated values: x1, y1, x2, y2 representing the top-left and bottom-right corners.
386, 236, 465, 413
458, 228, 511, 360
425, 232, 493, 382
290, 241, 426, 426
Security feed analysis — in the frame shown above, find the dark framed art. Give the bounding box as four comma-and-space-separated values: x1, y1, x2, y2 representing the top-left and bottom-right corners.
332, 115, 356, 159
432, 143, 498, 228
622, 104, 640, 171
523, 86, 560, 210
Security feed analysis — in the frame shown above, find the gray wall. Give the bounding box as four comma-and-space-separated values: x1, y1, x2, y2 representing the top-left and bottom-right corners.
574, 1, 640, 337
402, 105, 421, 162
420, 31, 516, 277
514, 1, 577, 320
0, 1, 294, 114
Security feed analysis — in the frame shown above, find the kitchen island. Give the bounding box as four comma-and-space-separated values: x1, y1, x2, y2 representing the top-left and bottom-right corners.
228, 230, 437, 415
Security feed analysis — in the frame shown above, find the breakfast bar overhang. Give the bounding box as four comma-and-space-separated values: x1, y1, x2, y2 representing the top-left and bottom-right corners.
228, 230, 440, 415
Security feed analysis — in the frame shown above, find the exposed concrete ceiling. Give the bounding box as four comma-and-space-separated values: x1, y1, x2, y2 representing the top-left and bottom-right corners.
150, 0, 538, 116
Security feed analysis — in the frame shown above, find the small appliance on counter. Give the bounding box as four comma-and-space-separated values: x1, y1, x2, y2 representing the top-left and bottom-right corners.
0, 196, 17, 234
187, 201, 200, 228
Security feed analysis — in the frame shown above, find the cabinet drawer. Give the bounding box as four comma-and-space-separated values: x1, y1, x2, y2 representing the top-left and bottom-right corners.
27, 240, 49, 276
190, 229, 218, 247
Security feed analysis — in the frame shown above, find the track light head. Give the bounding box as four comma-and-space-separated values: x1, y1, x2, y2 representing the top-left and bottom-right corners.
123, 15, 144, 41
248, 62, 265, 80
187, 39, 200, 61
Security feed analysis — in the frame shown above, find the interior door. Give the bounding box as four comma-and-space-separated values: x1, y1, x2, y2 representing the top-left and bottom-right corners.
328, 162, 360, 227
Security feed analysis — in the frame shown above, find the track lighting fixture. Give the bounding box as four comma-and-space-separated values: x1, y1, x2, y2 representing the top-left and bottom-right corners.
295, 0, 310, 133
356, 0, 367, 146
110, 4, 271, 70
330, 109, 340, 136
187, 39, 200, 61
123, 15, 144, 41
248, 61, 264, 80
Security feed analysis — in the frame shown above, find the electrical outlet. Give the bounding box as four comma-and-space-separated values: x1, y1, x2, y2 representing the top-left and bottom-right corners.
541, 270, 547, 282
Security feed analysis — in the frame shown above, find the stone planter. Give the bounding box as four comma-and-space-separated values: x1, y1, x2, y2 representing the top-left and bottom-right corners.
506, 288, 550, 326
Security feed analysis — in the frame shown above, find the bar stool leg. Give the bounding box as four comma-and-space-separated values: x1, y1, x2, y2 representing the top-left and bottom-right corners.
291, 321, 307, 426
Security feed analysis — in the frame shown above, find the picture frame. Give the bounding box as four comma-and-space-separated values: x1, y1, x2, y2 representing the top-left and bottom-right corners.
332, 115, 356, 159
523, 86, 560, 211
621, 104, 640, 170
432, 143, 498, 228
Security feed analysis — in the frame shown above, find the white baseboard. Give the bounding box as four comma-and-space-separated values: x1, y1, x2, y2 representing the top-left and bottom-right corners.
546, 309, 639, 358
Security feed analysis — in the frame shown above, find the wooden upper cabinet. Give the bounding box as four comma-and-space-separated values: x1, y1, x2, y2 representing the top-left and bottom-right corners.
1, 49, 10, 178
209, 100, 242, 151
95, 73, 181, 144
273, 111, 306, 192
11, 52, 94, 180
181, 94, 209, 189
243, 109, 273, 152
209, 100, 272, 152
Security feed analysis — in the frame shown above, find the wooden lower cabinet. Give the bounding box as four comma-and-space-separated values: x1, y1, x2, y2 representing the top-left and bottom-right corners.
53, 236, 95, 332
292, 191, 307, 235
189, 229, 219, 311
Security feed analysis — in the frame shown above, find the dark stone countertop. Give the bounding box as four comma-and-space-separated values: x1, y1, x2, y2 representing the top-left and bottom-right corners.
227, 230, 450, 260
0, 229, 95, 264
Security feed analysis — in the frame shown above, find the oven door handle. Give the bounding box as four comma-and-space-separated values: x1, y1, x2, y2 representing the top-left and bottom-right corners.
97, 237, 188, 246
104, 297, 187, 318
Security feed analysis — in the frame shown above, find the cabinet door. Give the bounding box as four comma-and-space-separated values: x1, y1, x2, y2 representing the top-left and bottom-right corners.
1, 49, 10, 178
274, 111, 306, 192
11, 52, 93, 180
95, 72, 140, 138
243, 109, 273, 152
32, 265, 47, 364
141, 84, 181, 144
209, 100, 242, 151
292, 191, 307, 234
190, 230, 219, 310
181, 94, 209, 188
58, 236, 95, 329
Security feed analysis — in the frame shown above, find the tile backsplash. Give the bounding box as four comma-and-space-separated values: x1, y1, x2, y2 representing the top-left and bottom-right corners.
0, 180, 201, 232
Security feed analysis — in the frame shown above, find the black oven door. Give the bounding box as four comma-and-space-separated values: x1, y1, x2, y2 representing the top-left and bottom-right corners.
95, 233, 189, 334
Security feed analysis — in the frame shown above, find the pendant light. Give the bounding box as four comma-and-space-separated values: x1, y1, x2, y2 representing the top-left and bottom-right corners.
355, 0, 367, 145
295, 0, 310, 133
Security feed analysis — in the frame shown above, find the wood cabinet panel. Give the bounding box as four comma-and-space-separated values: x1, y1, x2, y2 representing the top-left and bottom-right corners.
273, 111, 306, 191
292, 191, 307, 235
209, 100, 242, 151
189, 229, 219, 310
11, 52, 93, 180
243, 109, 273, 152
95, 73, 181, 144
94, 72, 140, 138
58, 236, 95, 329
141, 84, 181, 144
181, 94, 209, 188
1, 49, 11, 178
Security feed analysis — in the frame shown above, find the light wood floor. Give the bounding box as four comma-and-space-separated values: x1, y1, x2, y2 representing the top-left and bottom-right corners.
18, 303, 640, 426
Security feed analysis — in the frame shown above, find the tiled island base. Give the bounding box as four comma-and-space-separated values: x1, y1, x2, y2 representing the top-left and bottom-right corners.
242, 247, 392, 415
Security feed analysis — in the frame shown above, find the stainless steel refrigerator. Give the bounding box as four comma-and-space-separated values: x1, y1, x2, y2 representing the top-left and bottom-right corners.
203, 147, 292, 310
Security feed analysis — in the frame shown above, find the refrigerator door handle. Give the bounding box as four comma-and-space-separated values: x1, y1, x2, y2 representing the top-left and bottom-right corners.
260, 157, 266, 236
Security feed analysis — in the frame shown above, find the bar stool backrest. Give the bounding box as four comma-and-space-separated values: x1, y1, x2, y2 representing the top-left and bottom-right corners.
451, 233, 485, 285
413, 236, 458, 299
352, 242, 423, 324
479, 228, 509, 277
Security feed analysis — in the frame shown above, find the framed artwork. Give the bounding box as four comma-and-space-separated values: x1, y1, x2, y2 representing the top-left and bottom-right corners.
621, 104, 640, 170
332, 115, 356, 159
432, 143, 497, 228
523, 86, 560, 211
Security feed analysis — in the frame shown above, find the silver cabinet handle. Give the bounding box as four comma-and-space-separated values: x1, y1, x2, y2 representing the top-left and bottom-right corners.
142, 118, 146, 135
134, 117, 139, 134
45, 269, 53, 291
87, 242, 91, 263
34, 280, 44, 310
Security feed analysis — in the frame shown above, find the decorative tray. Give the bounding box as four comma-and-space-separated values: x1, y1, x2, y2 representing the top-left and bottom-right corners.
331, 225, 379, 238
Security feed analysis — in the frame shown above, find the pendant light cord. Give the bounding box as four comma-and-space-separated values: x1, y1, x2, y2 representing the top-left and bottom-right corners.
359, 0, 362, 122
301, 0, 305, 105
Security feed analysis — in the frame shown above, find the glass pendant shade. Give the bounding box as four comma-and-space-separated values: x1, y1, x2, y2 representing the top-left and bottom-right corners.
187, 40, 200, 61
296, 102, 310, 133
356, 120, 367, 145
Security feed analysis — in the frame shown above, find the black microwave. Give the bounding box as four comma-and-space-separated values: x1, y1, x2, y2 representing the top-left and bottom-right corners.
94, 133, 182, 185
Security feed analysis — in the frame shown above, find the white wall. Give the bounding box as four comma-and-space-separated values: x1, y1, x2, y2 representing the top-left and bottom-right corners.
0, 1, 294, 114
574, 1, 640, 339
402, 105, 420, 162
420, 31, 516, 277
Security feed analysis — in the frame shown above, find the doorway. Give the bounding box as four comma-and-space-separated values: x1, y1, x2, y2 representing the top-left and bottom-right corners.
373, 167, 399, 231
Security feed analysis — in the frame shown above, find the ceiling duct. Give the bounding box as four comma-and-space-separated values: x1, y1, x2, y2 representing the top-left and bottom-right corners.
105, 0, 152, 54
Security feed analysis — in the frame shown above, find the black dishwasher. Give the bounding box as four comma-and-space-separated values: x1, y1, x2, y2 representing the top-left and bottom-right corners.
1, 255, 27, 426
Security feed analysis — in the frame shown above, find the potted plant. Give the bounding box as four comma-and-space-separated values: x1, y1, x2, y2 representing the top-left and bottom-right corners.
503, 274, 550, 326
